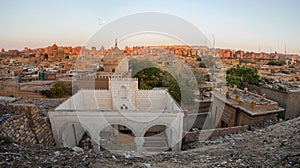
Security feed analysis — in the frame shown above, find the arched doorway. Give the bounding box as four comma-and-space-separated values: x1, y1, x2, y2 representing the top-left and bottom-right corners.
78, 132, 93, 150
99, 124, 136, 151
143, 125, 170, 152
61, 123, 86, 148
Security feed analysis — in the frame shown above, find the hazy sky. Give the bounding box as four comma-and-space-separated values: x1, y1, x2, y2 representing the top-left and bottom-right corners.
0, 0, 299, 54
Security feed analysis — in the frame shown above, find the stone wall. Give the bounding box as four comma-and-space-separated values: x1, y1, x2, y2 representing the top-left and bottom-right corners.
260, 87, 300, 119
243, 83, 300, 120
183, 125, 249, 143
0, 103, 54, 146
260, 87, 288, 109
198, 100, 211, 113
285, 90, 300, 119
0, 90, 46, 98
76, 77, 109, 89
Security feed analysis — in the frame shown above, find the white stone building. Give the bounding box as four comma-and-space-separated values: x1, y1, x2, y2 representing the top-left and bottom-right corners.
49, 44, 184, 155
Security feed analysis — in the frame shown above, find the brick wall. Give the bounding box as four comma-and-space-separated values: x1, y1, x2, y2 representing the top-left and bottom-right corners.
0, 103, 54, 146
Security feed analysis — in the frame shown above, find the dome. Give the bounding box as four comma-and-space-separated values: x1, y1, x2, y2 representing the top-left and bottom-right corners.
52, 44, 58, 50
103, 46, 128, 73
104, 46, 124, 59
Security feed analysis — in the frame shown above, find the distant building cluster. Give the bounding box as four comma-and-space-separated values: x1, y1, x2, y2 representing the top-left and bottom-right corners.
1, 42, 300, 155
0, 43, 299, 121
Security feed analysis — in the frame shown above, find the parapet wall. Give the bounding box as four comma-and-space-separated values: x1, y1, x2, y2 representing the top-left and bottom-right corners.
0, 103, 54, 146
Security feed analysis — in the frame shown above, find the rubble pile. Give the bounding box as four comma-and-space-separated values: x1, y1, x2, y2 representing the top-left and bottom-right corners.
0, 104, 54, 146
0, 115, 299, 167
13, 98, 66, 116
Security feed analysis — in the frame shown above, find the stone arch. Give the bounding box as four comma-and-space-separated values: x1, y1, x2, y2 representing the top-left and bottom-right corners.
142, 122, 174, 152
97, 122, 138, 137
98, 123, 137, 151
141, 122, 172, 137
143, 125, 167, 137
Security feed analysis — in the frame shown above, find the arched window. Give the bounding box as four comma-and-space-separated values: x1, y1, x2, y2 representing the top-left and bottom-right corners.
120, 86, 127, 99
112, 68, 115, 72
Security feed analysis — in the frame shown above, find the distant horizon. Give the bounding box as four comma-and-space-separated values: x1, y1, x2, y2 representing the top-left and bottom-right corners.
1, 0, 299, 54
1, 43, 298, 55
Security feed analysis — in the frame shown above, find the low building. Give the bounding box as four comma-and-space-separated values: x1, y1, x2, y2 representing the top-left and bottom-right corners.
210, 88, 284, 128
260, 83, 300, 120
0, 78, 55, 98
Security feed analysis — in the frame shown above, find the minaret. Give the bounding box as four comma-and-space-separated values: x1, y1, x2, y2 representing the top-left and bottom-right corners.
213, 33, 215, 49
285, 43, 287, 60
213, 33, 216, 56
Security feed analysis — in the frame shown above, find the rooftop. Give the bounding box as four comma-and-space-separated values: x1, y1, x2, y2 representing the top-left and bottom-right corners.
213, 88, 284, 116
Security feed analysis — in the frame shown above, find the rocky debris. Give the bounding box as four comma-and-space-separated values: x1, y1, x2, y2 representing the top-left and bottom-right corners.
12, 98, 66, 116
0, 104, 55, 146
0, 116, 299, 167
0, 96, 16, 103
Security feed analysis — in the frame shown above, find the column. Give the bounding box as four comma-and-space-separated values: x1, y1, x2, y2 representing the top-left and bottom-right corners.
134, 137, 144, 154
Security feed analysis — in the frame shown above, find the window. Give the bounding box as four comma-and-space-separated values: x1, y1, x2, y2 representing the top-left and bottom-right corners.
120, 86, 127, 99
112, 68, 115, 72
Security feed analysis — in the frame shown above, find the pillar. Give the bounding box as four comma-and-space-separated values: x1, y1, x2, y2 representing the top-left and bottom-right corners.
134, 137, 144, 154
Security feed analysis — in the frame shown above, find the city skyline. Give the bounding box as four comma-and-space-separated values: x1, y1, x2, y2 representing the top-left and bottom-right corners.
0, 0, 299, 54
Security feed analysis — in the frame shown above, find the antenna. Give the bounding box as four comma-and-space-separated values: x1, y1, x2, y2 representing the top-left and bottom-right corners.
213, 33, 216, 56
285, 43, 287, 55
284, 43, 288, 59
115, 39, 118, 47
213, 33, 215, 49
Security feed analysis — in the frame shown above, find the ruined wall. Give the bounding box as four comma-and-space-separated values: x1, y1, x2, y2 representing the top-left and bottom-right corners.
76, 77, 109, 89
183, 125, 249, 143
260, 87, 287, 109
260, 87, 300, 119
236, 111, 278, 126
198, 100, 211, 113
0, 104, 54, 146
285, 90, 300, 119
0, 90, 46, 98
184, 113, 209, 131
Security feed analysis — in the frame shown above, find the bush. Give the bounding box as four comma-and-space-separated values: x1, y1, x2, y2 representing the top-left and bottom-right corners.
226, 65, 260, 89
267, 61, 284, 66
41, 82, 71, 98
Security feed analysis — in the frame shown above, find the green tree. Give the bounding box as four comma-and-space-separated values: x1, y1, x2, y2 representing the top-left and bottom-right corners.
130, 58, 181, 103
41, 82, 71, 98
226, 65, 260, 89
133, 67, 181, 103
129, 58, 157, 76
266, 60, 284, 66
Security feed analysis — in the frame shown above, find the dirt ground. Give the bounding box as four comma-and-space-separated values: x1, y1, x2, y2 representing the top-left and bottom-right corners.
1, 116, 299, 168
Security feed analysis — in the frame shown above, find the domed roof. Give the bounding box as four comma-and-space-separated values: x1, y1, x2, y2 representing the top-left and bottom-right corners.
52, 43, 58, 50
104, 46, 124, 58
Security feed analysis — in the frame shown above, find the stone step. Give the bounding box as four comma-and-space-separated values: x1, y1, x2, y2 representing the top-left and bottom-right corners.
144, 137, 166, 141
142, 133, 169, 152
143, 146, 169, 152
143, 141, 168, 147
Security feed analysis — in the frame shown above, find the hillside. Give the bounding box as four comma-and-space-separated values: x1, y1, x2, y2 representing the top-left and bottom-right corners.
1, 116, 299, 167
